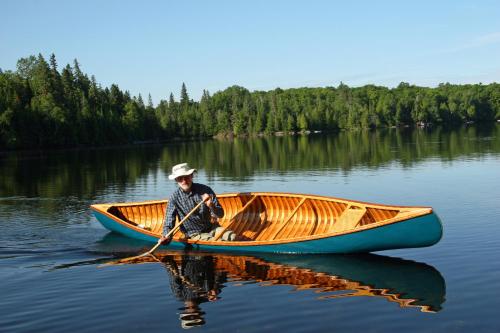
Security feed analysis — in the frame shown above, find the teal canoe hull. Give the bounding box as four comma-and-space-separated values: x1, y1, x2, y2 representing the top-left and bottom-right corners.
92, 210, 442, 254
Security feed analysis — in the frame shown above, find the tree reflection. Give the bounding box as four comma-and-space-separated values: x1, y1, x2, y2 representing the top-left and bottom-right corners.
1, 124, 498, 197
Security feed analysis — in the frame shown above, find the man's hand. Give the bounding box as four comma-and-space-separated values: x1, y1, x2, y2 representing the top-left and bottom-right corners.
158, 235, 171, 245
201, 193, 213, 208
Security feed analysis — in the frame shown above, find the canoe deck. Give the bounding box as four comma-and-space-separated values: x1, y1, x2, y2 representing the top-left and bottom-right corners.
92, 192, 434, 246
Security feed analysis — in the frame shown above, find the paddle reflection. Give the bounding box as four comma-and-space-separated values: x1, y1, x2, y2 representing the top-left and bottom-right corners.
138, 250, 445, 328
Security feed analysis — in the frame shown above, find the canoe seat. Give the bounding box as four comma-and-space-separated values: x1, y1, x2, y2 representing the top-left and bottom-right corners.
331, 207, 366, 233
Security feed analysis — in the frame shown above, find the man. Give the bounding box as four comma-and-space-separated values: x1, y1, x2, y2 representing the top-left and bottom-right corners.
159, 162, 235, 244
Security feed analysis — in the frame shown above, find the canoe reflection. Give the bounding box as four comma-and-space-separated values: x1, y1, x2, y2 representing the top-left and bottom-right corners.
136, 250, 445, 329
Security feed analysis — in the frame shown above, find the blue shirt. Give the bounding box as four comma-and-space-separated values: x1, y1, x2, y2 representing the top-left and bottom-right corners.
162, 183, 224, 238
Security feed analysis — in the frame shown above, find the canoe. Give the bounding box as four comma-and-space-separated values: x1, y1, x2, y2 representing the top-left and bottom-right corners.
90, 192, 442, 254
116, 251, 445, 313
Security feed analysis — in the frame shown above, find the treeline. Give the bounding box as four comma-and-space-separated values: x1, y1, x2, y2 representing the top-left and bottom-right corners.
1, 54, 499, 150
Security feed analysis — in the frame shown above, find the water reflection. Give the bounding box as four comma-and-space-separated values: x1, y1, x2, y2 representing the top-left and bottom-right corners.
160, 254, 226, 329
1, 124, 498, 197
105, 249, 445, 328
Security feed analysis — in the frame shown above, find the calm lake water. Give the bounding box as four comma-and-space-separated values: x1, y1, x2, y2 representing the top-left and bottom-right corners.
1, 124, 500, 332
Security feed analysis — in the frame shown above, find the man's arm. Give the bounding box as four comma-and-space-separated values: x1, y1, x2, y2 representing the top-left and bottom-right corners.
160, 196, 178, 243
202, 190, 224, 218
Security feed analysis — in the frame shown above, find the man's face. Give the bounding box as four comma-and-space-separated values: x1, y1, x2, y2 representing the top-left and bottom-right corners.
176, 174, 193, 192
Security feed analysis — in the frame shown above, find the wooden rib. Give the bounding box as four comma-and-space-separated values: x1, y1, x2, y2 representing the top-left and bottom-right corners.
224, 195, 255, 237
152, 203, 165, 234
309, 200, 321, 236
282, 197, 303, 239
268, 197, 307, 240
277, 196, 294, 239
315, 200, 329, 235
141, 204, 148, 228
262, 196, 277, 239
157, 203, 164, 232
285, 199, 301, 238
151, 204, 157, 229
254, 196, 274, 241
133, 206, 140, 224
286, 197, 302, 239
145, 204, 151, 227
303, 199, 318, 237
231, 196, 246, 232
145, 204, 152, 229
149, 204, 157, 232
151, 203, 162, 233
309, 200, 323, 237
258, 198, 269, 239
126, 206, 133, 222
304, 200, 317, 236
367, 207, 398, 222
250, 197, 267, 240
293, 197, 308, 238
219, 197, 236, 228
138, 205, 144, 226
142, 204, 147, 227
212, 195, 258, 241
359, 209, 376, 226
124, 206, 130, 221
261, 195, 280, 240
255, 196, 271, 241
238, 198, 261, 240
295, 199, 310, 238
321, 201, 336, 234
278, 196, 288, 233
235, 196, 262, 237
222, 197, 239, 233
119, 207, 126, 220
269, 196, 288, 238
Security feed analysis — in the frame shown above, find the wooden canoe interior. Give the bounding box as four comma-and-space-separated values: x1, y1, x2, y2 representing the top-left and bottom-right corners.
105, 193, 415, 242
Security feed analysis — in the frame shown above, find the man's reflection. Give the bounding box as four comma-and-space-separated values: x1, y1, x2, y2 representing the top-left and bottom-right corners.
161, 254, 227, 329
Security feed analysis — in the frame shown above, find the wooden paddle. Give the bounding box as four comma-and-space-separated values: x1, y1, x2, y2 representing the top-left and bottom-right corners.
114, 196, 209, 263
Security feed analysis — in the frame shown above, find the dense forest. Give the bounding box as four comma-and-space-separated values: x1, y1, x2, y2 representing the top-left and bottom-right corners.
1, 54, 499, 150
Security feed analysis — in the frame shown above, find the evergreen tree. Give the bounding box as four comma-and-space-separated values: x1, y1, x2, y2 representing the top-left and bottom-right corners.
180, 82, 189, 108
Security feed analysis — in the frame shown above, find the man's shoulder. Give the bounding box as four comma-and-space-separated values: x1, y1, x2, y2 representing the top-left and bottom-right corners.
192, 183, 214, 194
169, 187, 184, 200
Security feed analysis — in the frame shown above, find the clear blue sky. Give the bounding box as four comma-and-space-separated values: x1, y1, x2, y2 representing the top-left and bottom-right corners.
1, 0, 500, 102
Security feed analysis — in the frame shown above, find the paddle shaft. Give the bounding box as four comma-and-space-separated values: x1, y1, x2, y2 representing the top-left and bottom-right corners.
125, 196, 210, 260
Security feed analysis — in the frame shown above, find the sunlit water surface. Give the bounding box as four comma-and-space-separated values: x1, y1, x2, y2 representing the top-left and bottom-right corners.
1, 125, 499, 332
